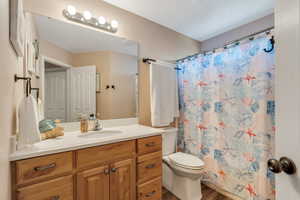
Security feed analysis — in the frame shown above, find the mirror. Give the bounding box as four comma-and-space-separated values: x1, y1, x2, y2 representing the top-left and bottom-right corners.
28, 13, 138, 122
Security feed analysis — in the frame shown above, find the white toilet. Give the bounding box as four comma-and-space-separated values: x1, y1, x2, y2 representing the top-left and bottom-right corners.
161, 128, 204, 200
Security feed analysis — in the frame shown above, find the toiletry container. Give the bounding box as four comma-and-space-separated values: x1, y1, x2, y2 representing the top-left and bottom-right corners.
80, 114, 88, 133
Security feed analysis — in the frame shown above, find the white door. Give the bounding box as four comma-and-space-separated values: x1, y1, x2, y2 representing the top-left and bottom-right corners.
274, 0, 300, 199
45, 70, 67, 121
69, 66, 96, 121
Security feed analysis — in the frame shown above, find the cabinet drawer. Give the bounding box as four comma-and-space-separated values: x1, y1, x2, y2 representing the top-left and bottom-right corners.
137, 151, 162, 183
137, 136, 162, 155
76, 140, 136, 169
138, 177, 162, 200
15, 152, 73, 185
17, 175, 73, 200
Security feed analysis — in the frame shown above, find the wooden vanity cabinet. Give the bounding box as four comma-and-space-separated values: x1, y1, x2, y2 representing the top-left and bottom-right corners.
77, 159, 135, 200
110, 159, 136, 200
136, 136, 162, 200
77, 165, 110, 200
11, 135, 162, 200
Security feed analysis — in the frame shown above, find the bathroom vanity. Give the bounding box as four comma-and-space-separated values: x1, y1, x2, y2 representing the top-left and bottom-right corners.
11, 10, 164, 200
10, 125, 163, 200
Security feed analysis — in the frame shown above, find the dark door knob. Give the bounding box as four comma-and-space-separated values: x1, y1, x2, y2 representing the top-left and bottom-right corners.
111, 168, 117, 173
268, 157, 296, 175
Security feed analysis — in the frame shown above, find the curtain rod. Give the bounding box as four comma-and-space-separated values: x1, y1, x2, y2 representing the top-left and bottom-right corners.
177, 26, 275, 63
142, 58, 182, 70
224, 26, 274, 47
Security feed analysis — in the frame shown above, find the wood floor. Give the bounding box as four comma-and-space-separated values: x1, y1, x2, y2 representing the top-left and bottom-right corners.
162, 184, 233, 200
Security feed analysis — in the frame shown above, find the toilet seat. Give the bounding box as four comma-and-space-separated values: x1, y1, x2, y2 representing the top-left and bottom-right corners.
168, 152, 204, 170
163, 155, 203, 180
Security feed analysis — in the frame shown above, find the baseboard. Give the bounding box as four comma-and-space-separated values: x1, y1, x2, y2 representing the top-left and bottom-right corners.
203, 182, 243, 200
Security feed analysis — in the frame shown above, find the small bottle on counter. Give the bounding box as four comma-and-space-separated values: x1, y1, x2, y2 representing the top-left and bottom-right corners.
80, 114, 88, 133
94, 113, 103, 131
88, 114, 96, 131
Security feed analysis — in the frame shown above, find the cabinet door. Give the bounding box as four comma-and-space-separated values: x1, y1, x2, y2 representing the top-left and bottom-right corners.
77, 165, 110, 200
110, 159, 136, 200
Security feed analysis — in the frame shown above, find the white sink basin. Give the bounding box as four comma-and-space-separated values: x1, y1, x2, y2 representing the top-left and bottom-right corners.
78, 129, 123, 139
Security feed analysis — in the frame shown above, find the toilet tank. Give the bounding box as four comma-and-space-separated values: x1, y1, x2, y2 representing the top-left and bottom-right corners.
160, 127, 178, 156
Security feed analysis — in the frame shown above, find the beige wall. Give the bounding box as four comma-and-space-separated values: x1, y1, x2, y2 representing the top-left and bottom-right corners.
24, 0, 200, 61
73, 51, 137, 119
0, 10, 43, 200
40, 39, 74, 65
0, 1, 22, 199
201, 14, 274, 52
25, 12, 40, 89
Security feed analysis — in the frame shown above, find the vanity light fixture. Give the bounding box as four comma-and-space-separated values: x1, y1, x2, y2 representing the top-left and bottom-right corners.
111, 20, 119, 29
67, 5, 77, 16
63, 5, 118, 33
98, 16, 106, 25
83, 11, 92, 20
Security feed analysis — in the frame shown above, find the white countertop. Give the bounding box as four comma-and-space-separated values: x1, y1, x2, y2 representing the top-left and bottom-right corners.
10, 124, 164, 161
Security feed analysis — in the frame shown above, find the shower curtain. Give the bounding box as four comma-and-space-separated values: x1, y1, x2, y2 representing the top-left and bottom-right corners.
177, 37, 275, 200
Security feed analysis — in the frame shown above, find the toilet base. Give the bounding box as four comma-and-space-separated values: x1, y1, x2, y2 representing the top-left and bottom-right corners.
163, 164, 202, 200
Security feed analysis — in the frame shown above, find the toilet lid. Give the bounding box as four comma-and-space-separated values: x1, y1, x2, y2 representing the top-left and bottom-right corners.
169, 152, 204, 170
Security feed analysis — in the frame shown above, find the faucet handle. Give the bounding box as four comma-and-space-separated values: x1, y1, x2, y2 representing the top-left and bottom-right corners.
94, 119, 103, 131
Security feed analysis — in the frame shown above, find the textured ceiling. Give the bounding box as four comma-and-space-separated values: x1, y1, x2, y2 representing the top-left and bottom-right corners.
103, 0, 274, 41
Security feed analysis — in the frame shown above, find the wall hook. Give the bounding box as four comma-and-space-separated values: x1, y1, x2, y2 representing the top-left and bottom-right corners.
264, 36, 275, 53
142, 58, 156, 64
14, 74, 31, 82
14, 74, 32, 97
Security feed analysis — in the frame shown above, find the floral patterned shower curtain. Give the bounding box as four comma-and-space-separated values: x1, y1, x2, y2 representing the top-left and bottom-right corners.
177, 37, 275, 200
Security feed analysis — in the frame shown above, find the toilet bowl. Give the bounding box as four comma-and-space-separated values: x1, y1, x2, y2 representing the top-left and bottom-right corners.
160, 128, 205, 200
165, 152, 204, 179
163, 152, 204, 200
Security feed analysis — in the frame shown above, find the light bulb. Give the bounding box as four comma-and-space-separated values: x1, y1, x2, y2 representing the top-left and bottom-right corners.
67, 5, 76, 15
98, 16, 106, 25
83, 11, 92, 20
111, 20, 118, 29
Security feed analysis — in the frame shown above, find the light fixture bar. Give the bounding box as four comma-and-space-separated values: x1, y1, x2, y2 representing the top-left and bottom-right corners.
62, 8, 118, 33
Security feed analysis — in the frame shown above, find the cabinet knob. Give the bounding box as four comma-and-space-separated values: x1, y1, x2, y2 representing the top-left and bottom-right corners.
268, 157, 297, 175
145, 190, 156, 198
111, 168, 117, 173
145, 142, 155, 147
50, 195, 60, 200
145, 164, 156, 169
104, 168, 110, 175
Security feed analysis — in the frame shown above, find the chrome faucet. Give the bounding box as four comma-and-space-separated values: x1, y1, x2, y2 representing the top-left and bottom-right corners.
94, 119, 103, 131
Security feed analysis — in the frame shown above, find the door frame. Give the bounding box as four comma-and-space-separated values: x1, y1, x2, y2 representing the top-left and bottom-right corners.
40, 55, 72, 121
275, 0, 300, 199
